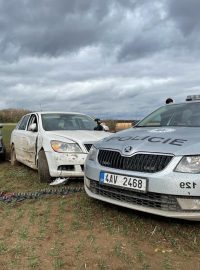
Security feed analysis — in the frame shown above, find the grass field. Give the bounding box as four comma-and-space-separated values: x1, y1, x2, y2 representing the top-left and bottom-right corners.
0, 125, 200, 270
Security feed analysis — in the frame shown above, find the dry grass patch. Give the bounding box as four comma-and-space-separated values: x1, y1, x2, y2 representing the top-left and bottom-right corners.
0, 124, 200, 269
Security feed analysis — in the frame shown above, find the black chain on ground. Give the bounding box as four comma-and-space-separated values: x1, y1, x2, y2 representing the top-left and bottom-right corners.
0, 186, 84, 203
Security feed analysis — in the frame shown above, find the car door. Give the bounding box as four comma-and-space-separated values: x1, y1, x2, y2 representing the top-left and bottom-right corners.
12, 114, 31, 163
23, 114, 39, 169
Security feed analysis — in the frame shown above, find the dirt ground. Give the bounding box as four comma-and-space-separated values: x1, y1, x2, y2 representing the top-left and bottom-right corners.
1, 119, 200, 270
0, 162, 200, 270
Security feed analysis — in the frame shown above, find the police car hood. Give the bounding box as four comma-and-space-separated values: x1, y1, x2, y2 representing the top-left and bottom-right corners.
96, 127, 200, 156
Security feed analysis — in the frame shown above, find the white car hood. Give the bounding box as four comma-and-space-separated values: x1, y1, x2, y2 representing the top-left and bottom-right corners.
45, 130, 111, 144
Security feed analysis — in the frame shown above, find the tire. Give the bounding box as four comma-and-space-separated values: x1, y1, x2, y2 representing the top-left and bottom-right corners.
0, 147, 6, 161
38, 150, 52, 183
2, 147, 6, 161
10, 145, 19, 166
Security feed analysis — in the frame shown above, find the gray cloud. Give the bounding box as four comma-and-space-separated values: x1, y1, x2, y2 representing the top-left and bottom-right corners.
167, 0, 200, 35
0, 0, 135, 59
0, 0, 200, 119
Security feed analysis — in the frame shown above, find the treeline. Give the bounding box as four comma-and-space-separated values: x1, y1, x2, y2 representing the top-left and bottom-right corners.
0, 109, 31, 123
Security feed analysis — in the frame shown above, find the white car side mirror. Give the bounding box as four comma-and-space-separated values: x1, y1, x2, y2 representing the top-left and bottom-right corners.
28, 123, 37, 132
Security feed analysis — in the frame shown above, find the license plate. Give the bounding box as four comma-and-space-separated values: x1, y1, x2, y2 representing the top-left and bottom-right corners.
99, 172, 147, 192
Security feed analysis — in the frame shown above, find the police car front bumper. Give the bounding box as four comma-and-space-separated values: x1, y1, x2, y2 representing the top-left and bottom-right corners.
84, 158, 200, 221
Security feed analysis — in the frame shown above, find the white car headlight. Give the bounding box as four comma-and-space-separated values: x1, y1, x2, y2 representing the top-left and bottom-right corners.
87, 146, 98, 161
51, 140, 82, 153
175, 156, 200, 173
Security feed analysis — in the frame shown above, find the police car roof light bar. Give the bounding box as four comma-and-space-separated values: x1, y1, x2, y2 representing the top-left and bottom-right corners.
186, 95, 200, 101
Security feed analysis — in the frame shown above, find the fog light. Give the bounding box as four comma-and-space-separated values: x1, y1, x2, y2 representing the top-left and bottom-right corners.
177, 198, 200, 210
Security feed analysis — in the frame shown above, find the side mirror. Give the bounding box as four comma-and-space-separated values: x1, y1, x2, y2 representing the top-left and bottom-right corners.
28, 123, 37, 132
0, 124, 3, 129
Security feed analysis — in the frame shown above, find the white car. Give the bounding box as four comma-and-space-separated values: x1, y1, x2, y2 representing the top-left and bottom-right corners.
10, 112, 110, 182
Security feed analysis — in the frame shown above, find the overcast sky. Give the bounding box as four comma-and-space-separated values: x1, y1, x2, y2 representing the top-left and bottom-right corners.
0, 0, 200, 119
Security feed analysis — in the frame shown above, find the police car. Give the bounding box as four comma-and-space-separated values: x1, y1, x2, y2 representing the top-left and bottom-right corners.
84, 95, 200, 221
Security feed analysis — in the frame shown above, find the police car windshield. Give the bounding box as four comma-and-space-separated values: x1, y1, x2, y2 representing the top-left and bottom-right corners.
136, 103, 200, 127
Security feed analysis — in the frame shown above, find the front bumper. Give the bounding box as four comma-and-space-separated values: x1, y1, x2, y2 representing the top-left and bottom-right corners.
45, 151, 87, 178
84, 180, 200, 221
84, 158, 200, 221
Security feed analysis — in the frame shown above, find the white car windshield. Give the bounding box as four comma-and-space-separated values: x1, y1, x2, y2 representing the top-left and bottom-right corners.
137, 103, 200, 127
42, 113, 97, 131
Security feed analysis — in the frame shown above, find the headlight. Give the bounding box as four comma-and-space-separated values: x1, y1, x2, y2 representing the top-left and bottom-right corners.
87, 146, 98, 161
51, 140, 82, 153
175, 156, 200, 173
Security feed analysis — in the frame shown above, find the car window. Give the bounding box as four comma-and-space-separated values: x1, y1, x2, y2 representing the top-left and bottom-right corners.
41, 113, 97, 131
18, 115, 30, 130
27, 114, 38, 132
137, 103, 200, 127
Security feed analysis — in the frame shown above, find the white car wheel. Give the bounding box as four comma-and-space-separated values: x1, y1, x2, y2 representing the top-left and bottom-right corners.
10, 145, 19, 166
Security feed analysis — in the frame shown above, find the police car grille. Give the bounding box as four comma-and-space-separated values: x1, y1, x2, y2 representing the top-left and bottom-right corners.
98, 150, 173, 173
84, 144, 93, 152
89, 180, 180, 211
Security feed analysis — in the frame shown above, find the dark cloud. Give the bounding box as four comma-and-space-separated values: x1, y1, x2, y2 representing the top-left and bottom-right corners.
167, 0, 200, 35
0, 0, 137, 59
0, 0, 200, 119
118, 32, 166, 61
